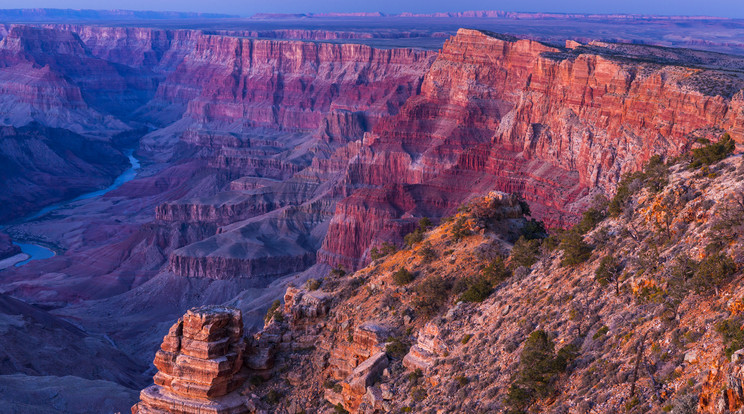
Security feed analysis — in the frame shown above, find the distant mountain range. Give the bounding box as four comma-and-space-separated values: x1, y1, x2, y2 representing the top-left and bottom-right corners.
0, 8, 238, 21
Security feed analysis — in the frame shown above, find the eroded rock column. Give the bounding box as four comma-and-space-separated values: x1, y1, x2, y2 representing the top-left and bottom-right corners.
132, 306, 248, 414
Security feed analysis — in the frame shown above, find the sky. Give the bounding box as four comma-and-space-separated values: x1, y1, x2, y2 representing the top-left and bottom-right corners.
1, 0, 744, 18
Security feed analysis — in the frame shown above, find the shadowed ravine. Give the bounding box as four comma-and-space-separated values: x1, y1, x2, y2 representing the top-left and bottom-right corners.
1, 151, 141, 268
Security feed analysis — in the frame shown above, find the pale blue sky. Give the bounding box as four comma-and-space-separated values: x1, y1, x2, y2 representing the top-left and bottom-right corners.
1, 0, 743, 18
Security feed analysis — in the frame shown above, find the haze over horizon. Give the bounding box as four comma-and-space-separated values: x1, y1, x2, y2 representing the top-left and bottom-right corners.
1, 0, 743, 19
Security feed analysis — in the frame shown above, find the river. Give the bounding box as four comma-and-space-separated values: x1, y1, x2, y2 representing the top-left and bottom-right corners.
3, 151, 141, 268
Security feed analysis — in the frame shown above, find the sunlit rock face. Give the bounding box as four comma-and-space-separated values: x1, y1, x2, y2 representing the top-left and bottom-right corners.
132, 306, 249, 414
319, 28, 744, 269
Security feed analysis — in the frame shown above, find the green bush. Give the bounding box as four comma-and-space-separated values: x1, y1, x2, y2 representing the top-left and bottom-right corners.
264, 300, 282, 324
715, 318, 744, 358
592, 325, 609, 340
576, 195, 609, 234
265, 389, 282, 404
413, 275, 451, 317
419, 242, 437, 263
329, 264, 347, 278
691, 253, 737, 293
450, 216, 471, 241
404, 230, 424, 247
458, 276, 493, 303
506, 330, 577, 413
608, 173, 641, 217
392, 267, 415, 285
411, 387, 427, 402
608, 156, 670, 217
305, 278, 321, 291
559, 230, 593, 267
690, 133, 735, 169
522, 219, 547, 240
510, 236, 541, 269
595, 255, 622, 295
386, 337, 410, 358
643, 155, 670, 193
370, 242, 398, 260
408, 368, 423, 383
482, 256, 512, 284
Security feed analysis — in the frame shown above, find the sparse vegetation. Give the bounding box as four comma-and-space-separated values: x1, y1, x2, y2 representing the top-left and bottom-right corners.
506, 330, 577, 413
595, 255, 623, 295
510, 236, 541, 269
419, 242, 437, 263
559, 230, 593, 267
689, 133, 735, 169
716, 318, 744, 358
370, 242, 397, 260
386, 337, 410, 358
392, 267, 415, 285
413, 275, 451, 317
305, 278, 320, 291
264, 300, 283, 324
450, 216, 471, 241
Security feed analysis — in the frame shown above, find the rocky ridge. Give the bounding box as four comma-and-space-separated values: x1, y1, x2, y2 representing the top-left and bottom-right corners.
131, 149, 744, 413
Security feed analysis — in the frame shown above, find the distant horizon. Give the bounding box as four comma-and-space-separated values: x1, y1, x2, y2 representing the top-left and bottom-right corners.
0, 0, 742, 19
0, 7, 740, 19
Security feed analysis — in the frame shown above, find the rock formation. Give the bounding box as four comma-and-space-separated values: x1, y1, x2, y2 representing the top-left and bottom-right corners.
319, 28, 744, 269
132, 306, 248, 414
205, 152, 744, 413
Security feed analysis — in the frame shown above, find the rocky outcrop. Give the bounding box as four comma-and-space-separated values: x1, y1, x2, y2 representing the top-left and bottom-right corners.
167, 251, 315, 280
403, 322, 447, 373
325, 323, 393, 411
319, 28, 744, 269
132, 306, 248, 414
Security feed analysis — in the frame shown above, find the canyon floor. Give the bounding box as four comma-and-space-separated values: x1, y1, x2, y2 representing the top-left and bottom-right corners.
0, 9, 743, 413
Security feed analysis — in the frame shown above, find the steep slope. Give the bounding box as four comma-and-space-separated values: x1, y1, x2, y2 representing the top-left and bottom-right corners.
319, 29, 744, 270
0, 124, 129, 222
172, 148, 744, 413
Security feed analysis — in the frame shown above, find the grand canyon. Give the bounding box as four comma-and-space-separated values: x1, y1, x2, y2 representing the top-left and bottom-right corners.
1, 6, 744, 414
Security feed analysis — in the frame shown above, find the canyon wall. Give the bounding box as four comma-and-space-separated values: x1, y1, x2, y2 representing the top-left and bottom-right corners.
320, 29, 744, 269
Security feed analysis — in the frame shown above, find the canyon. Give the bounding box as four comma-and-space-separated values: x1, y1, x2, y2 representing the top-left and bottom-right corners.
0, 12, 742, 413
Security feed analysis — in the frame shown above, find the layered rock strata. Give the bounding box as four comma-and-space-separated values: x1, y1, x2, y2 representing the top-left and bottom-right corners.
319, 28, 744, 269
132, 306, 248, 414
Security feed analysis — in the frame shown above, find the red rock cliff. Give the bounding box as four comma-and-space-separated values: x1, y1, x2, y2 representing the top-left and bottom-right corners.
320, 29, 744, 269
154, 35, 436, 132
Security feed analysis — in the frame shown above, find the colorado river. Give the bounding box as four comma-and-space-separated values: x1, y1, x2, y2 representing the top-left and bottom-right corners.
2, 150, 141, 268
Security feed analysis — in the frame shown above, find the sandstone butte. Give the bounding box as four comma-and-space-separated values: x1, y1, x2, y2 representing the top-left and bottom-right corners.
132, 306, 248, 414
